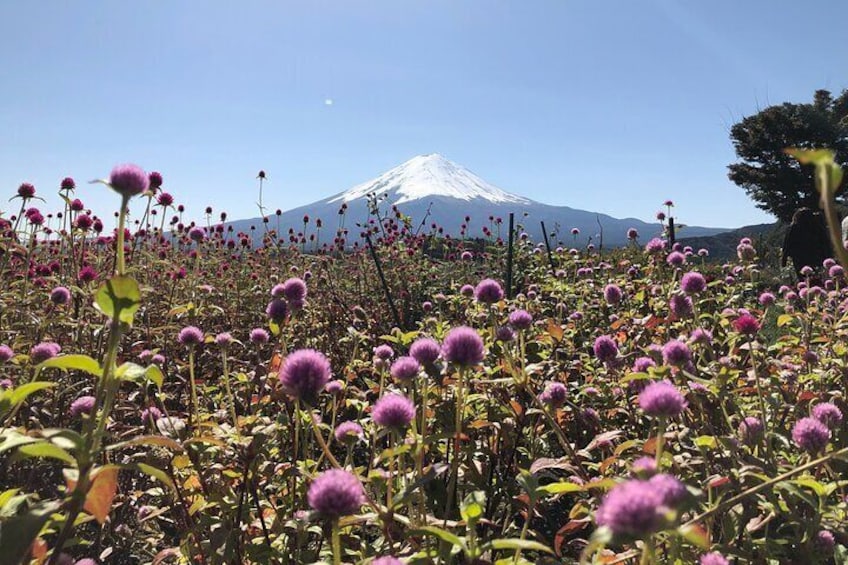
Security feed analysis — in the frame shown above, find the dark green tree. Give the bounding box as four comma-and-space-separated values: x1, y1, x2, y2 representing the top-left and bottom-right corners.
728, 89, 848, 222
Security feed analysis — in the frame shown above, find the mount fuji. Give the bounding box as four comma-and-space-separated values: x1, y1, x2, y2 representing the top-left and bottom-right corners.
227, 154, 728, 247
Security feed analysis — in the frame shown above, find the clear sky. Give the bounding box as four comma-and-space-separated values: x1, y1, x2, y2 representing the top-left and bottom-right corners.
2, 0, 847, 229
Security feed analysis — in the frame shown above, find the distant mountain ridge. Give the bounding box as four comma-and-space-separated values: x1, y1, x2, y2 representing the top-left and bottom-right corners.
227, 154, 729, 247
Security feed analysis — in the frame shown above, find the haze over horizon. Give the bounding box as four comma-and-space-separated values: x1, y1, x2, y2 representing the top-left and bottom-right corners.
2, 1, 847, 228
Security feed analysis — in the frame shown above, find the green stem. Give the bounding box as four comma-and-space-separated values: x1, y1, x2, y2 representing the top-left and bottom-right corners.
188, 347, 200, 431
332, 519, 342, 565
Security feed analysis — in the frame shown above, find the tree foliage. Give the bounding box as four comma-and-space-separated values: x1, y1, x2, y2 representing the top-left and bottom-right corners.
728, 89, 848, 223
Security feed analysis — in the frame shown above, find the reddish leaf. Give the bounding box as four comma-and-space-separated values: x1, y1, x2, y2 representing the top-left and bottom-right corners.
84, 467, 119, 524
554, 519, 590, 556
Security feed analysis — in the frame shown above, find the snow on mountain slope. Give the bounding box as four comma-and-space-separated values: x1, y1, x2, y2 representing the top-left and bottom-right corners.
327, 153, 532, 206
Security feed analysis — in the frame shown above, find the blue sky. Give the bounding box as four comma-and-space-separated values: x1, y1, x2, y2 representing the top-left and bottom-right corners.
1, 0, 846, 229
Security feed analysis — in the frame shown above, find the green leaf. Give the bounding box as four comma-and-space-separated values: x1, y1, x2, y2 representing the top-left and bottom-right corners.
37, 354, 102, 377
693, 435, 718, 449
16, 441, 77, 466
3, 382, 55, 409
107, 434, 182, 452
115, 362, 164, 388
678, 523, 710, 550
94, 275, 141, 325
132, 462, 176, 491
486, 538, 553, 554
0, 500, 61, 565
460, 491, 486, 527
537, 481, 583, 495
777, 314, 794, 327
410, 526, 467, 551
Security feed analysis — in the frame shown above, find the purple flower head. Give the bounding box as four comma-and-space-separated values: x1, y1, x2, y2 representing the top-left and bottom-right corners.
812, 402, 843, 429
627, 227, 639, 240
815, 530, 835, 554
689, 328, 713, 345
474, 278, 504, 304
280, 277, 307, 302
74, 559, 98, 565
17, 182, 36, 199
177, 326, 204, 347
0, 345, 14, 363
661, 340, 691, 368
325, 380, 344, 395
666, 251, 686, 267
50, 286, 71, 306
148, 171, 163, 189
334, 421, 364, 445
69, 395, 96, 417
737, 242, 756, 262
373, 345, 394, 361
215, 332, 233, 347
733, 314, 760, 335
141, 406, 162, 423
792, 417, 831, 453
496, 326, 515, 342
442, 326, 485, 367
188, 226, 205, 242
632, 356, 656, 373
738, 416, 764, 446
593, 335, 619, 364
639, 381, 687, 418
30, 342, 61, 364
372, 393, 415, 429
460, 251, 473, 261
800, 265, 815, 276
539, 381, 568, 408
409, 338, 440, 366
680, 272, 706, 294
390, 356, 421, 382
508, 309, 533, 330
307, 469, 365, 518
829, 264, 844, 278
595, 479, 665, 538
699, 552, 730, 565
279, 349, 332, 404
249, 328, 270, 344
645, 238, 666, 253
668, 293, 694, 319
372, 558, 403, 565
265, 299, 288, 324
460, 284, 475, 297
156, 192, 174, 207
109, 163, 149, 198
647, 473, 687, 506
151, 354, 165, 366
631, 456, 658, 478
603, 284, 623, 305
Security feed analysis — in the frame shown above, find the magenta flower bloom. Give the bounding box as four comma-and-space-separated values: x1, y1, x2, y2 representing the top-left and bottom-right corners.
373, 344, 394, 361
307, 469, 365, 518
496, 326, 515, 342
539, 381, 567, 408
792, 417, 831, 453
214, 332, 233, 346
758, 292, 776, 306
17, 182, 36, 199
733, 314, 760, 335
474, 278, 504, 304
325, 380, 344, 395
669, 293, 693, 318
279, 349, 332, 404
188, 226, 205, 242
680, 272, 706, 294
689, 328, 713, 345
265, 299, 288, 323
141, 406, 162, 423
738, 416, 764, 446
148, 171, 163, 189
442, 326, 485, 367
595, 479, 664, 538
69, 395, 96, 417
410, 338, 440, 366
177, 326, 204, 347
390, 356, 421, 382
334, 421, 364, 445
627, 227, 639, 240
0, 345, 14, 363
508, 309, 533, 330
459, 284, 475, 297
815, 530, 835, 553
645, 238, 666, 253
50, 286, 72, 306
647, 473, 687, 506
632, 356, 656, 373
699, 552, 729, 565
631, 456, 658, 477
372, 393, 415, 429
666, 251, 686, 267
593, 335, 619, 364
249, 328, 270, 344
639, 381, 687, 418
30, 342, 61, 364
812, 402, 843, 429
278, 277, 307, 302
109, 163, 149, 198
661, 340, 691, 368
156, 192, 174, 206
372, 558, 402, 565
603, 284, 623, 305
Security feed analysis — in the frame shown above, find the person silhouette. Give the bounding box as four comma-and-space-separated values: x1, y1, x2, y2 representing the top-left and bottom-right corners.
781, 208, 832, 278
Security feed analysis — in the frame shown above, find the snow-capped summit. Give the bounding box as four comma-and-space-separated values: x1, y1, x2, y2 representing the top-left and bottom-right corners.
327, 153, 532, 206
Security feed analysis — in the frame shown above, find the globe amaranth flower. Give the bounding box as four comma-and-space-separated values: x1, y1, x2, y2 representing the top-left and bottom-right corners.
474, 278, 504, 304
508, 309, 533, 330
661, 340, 691, 368
372, 557, 403, 565
603, 284, 623, 305
737, 242, 756, 261
538, 381, 568, 408
733, 314, 760, 335
17, 182, 36, 199
30, 342, 61, 364
442, 326, 485, 367
156, 192, 174, 207
141, 406, 162, 423
249, 328, 270, 344
593, 335, 619, 364
495, 326, 515, 342
50, 286, 71, 305
815, 530, 835, 554
273, 277, 307, 302
631, 456, 658, 478
156, 416, 186, 437
69, 395, 96, 417
325, 379, 344, 395
334, 421, 364, 445
188, 226, 205, 242
639, 381, 687, 418
390, 356, 421, 382
812, 402, 843, 429
699, 552, 730, 565
680, 271, 706, 294
647, 473, 687, 506
738, 416, 764, 446
109, 163, 149, 198
279, 349, 332, 404
0, 345, 14, 363
792, 417, 831, 453
373, 344, 394, 361
595, 479, 666, 538
632, 356, 656, 373
372, 393, 415, 429
307, 468, 365, 518
627, 227, 639, 240
669, 293, 693, 318
459, 284, 475, 297
148, 171, 163, 189
645, 238, 666, 253
214, 332, 233, 347
409, 337, 440, 366
666, 251, 686, 267
177, 326, 204, 347
265, 299, 288, 324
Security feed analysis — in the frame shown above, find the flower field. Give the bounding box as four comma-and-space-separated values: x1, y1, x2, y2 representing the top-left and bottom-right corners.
1, 162, 847, 565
